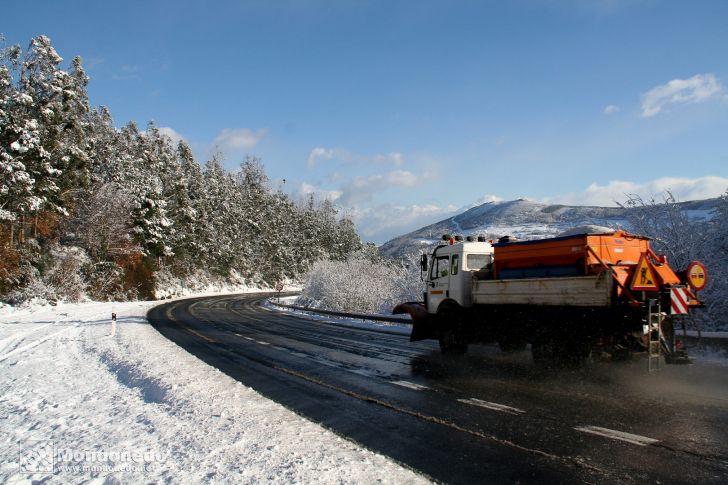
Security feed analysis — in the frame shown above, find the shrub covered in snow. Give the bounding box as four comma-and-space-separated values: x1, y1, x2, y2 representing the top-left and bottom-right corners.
153, 267, 252, 300
42, 245, 89, 302
6, 245, 88, 305
297, 248, 424, 315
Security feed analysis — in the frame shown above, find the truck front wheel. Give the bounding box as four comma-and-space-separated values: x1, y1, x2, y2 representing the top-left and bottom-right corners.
439, 328, 468, 354
437, 305, 468, 355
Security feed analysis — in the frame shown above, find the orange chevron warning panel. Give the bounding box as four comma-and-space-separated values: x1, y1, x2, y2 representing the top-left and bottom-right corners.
630, 254, 659, 291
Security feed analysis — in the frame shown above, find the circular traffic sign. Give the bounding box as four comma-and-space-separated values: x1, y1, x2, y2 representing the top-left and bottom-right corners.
686, 261, 708, 291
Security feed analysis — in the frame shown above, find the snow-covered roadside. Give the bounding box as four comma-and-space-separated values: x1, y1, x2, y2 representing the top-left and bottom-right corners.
0, 294, 430, 484
262, 295, 412, 335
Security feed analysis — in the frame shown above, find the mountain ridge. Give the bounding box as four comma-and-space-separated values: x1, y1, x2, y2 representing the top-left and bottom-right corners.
379, 197, 720, 258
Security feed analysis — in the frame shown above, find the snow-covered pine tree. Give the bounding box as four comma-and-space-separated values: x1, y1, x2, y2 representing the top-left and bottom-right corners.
86, 106, 117, 184
333, 211, 362, 260
165, 140, 205, 275
18, 36, 93, 223
295, 194, 327, 270
235, 156, 278, 282
201, 154, 238, 276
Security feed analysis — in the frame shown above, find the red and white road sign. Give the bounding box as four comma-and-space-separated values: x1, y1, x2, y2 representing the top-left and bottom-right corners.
670, 287, 690, 315
686, 261, 708, 291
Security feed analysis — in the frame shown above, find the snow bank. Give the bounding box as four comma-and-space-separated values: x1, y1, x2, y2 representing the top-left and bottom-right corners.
152, 269, 303, 301
263, 296, 412, 336
0, 296, 428, 484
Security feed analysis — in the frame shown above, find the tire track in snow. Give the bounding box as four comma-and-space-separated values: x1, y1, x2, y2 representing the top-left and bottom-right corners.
0, 327, 69, 363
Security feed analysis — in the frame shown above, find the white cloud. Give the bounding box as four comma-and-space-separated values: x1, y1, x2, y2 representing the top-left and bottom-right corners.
603, 104, 620, 115
306, 147, 345, 168
296, 182, 343, 202
470, 194, 503, 206
549, 176, 728, 206
379, 170, 419, 187
338, 170, 426, 206
292, 180, 455, 243
213, 128, 267, 151
158, 126, 185, 146
306, 147, 405, 169
349, 203, 460, 243
641, 74, 723, 118
372, 152, 404, 166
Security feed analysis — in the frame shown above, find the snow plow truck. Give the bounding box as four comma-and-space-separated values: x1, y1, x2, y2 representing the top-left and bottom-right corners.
393, 231, 707, 367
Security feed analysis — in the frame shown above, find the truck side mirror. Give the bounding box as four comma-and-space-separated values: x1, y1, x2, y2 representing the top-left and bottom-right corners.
420, 254, 428, 273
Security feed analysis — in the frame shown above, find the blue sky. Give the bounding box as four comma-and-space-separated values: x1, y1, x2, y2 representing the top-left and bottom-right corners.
4, 0, 728, 242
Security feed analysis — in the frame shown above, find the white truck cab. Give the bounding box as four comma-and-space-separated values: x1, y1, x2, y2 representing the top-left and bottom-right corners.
424, 237, 494, 314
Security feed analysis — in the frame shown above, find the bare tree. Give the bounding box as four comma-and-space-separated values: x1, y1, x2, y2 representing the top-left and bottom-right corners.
620, 191, 699, 270
69, 182, 138, 261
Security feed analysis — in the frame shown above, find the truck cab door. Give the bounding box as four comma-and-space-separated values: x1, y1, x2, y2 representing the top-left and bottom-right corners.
428, 253, 451, 313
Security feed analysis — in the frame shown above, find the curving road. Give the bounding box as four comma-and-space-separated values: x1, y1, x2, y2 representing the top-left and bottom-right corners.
148, 293, 728, 484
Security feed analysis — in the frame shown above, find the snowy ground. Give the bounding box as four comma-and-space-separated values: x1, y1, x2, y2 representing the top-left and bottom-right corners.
0, 293, 430, 484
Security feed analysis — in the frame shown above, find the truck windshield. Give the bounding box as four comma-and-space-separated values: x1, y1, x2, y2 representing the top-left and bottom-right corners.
466, 254, 491, 271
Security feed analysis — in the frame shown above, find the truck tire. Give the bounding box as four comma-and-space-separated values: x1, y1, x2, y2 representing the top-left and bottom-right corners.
439, 328, 468, 355
437, 304, 468, 355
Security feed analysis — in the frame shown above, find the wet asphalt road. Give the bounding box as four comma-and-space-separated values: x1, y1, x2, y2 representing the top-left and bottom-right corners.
147, 293, 728, 484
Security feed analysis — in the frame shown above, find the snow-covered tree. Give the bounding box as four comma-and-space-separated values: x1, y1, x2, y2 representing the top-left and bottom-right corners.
700, 191, 728, 330
69, 182, 136, 261
621, 191, 700, 270
165, 140, 205, 274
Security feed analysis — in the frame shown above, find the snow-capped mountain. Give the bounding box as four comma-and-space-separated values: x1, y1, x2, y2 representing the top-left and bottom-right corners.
379, 197, 719, 258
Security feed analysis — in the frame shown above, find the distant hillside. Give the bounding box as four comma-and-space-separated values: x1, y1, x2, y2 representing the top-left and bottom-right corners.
379, 198, 719, 258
